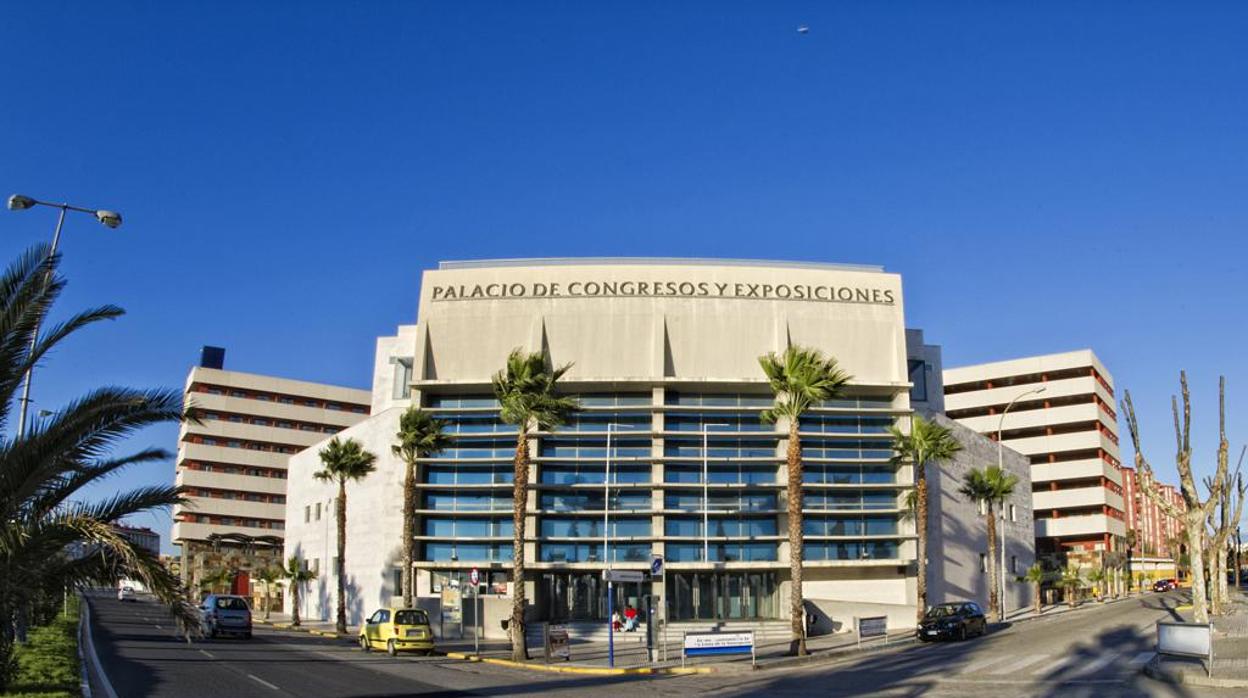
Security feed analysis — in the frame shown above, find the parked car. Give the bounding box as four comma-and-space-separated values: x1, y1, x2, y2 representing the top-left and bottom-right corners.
200, 594, 252, 639
917, 602, 987, 642
1153, 578, 1178, 592
117, 586, 136, 602
358, 608, 434, 656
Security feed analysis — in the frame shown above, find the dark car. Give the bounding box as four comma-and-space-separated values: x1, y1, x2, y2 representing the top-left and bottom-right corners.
1153, 578, 1178, 592
917, 602, 987, 642
200, 594, 252, 639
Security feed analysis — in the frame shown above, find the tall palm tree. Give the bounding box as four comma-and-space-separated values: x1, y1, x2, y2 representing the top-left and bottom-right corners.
1059, 565, 1083, 607
493, 349, 577, 661
1087, 567, 1106, 602
254, 566, 281, 619
958, 465, 1018, 622
199, 568, 234, 595
282, 555, 317, 627
758, 346, 851, 657
890, 415, 963, 622
392, 407, 451, 608
0, 246, 198, 689
314, 437, 377, 634
1021, 563, 1046, 616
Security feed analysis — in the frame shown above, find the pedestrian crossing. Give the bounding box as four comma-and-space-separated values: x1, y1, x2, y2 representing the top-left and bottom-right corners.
951, 650, 1155, 678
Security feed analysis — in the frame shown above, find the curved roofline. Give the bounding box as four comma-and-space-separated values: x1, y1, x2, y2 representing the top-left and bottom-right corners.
438, 257, 885, 272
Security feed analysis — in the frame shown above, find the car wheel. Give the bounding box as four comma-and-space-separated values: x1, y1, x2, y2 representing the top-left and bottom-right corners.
359, 636, 371, 652
387, 639, 397, 657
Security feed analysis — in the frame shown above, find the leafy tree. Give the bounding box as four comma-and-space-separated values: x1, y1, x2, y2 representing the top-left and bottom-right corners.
392, 408, 451, 607
199, 568, 234, 595
493, 349, 577, 661
1058, 566, 1083, 607
958, 465, 1018, 622
890, 415, 962, 622
0, 246, 197, 690
254, 566, 281, 619
759, 346, 851, 656
1021, 563, 1047, 616
1087, 567, 1106, 602
282, 556, 317, 627
314, 437, 377, 633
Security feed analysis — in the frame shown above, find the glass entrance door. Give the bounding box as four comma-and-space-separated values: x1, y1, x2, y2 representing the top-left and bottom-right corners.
666, 571, 778, 621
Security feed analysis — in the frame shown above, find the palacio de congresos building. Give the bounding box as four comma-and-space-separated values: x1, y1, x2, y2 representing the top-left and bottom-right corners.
284, 258, 920, 632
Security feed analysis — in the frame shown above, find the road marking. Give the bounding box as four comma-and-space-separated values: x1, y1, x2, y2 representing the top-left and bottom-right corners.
1074, 651, 1122, 675
198, 649, 215, 659
1031, 654, 1078, 675
82, 599, 121, 698
1127, 651, 1155, 668
959, 654, 1017, 674
153, 624, 162, 630
248, 674, 279, 690
988, 654, 1050, 674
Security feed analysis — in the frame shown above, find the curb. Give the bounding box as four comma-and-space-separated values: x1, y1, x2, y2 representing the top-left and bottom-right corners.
443, 651, 714, 675
76, 596, 92, 698
1143, 657, 1248, 689
254, 617, 344, 640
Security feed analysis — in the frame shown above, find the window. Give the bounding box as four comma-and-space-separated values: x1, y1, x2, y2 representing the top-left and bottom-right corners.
392, 358, 414, 400
908, 360, 928, 402
1010, 556, 1018, 574
1009, 504, 1017, 522
253, 418, 270, 426
278, 396, 295, 405
304, 506, 310, 523
315, 503, 321, 521
311, 558, 319, 573
332, 557, 339, 576
392, 568, 403, 592
979, 553, 987, 573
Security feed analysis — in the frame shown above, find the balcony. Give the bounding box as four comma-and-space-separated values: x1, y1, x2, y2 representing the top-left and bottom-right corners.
171, 520, 283, 544
953, 403, 1115, 438
175, 496, 283, 521
177, 442, 292, 468
1033, 485, 1124, 512
185, 391, 366, 427
1031, 458, 1122, 486
176, 467, 286, 495
1035, 514, 1126, 539
945, 376, 1114, 414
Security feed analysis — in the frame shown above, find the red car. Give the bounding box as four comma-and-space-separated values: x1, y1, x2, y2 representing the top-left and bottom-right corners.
1153, 578, 1178, 592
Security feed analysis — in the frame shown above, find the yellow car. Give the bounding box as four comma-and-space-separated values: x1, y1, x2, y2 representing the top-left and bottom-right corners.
358, 608, 435, 656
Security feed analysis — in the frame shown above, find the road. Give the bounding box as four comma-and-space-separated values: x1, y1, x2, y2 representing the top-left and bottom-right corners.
86, 590, 1233, 697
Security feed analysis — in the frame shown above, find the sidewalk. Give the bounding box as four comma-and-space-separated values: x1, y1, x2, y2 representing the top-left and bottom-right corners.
1145, 590, 1248, 689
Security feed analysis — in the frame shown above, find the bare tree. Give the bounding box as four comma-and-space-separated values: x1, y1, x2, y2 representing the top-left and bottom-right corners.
1204, 449, 1245, 613
1121, 373, 1231, 624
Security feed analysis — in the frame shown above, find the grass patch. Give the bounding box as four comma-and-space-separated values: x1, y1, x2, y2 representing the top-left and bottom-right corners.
2, 597, 80, 698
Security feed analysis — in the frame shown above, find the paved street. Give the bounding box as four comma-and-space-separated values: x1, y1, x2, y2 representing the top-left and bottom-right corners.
88, 590, 1237, 697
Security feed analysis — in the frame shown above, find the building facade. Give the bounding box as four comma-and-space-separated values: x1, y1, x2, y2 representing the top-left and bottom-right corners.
1120, 467, 1186, 559
944, 350, 1126, 565
285, 258, 923, 631
172, 348, 371, 599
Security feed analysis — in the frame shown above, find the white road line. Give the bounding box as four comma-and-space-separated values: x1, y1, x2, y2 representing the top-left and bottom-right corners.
248, 674, 280, 690
1128, 651, 1156, 667
1074, 650, 1123, 675
198, 649, 215, 659
153, 624, 162, 630
1031, 654, 1078, 676
959, 654, 1017, 674
82, 599, 120, 698
987, 654, 1050, 675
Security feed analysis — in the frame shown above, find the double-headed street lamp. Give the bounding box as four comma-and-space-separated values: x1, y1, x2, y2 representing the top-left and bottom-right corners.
6, 193, 123, 438
997, 385, 1046, 621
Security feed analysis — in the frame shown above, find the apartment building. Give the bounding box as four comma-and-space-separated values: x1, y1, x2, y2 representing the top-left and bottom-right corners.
1120, 467, 1186, 559
944, 350, 1126, 563
172, 347, 371, 597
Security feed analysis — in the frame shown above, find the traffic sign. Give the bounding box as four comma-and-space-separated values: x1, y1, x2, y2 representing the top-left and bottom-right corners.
469, 567, 480, 586
603, 569, 645, 583
651, 555, 664, 576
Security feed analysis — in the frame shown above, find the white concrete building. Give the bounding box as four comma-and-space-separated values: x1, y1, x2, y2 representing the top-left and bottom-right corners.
944, 350, 1125, 563
285, 258, 928, 634
173, 348, 371, 596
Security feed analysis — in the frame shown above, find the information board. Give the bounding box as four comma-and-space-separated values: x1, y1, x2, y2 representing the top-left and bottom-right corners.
682, 631, 755, 667
546, 623, 571, 662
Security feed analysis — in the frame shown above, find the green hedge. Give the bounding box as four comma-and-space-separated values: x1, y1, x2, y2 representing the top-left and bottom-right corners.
2, 598, 80, 698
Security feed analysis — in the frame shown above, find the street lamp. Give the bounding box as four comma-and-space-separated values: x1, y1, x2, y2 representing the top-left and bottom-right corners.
703, 423, 733, 564
7, 193, 123, 438
997, 385, 1046, 621
602, 420, 628, 669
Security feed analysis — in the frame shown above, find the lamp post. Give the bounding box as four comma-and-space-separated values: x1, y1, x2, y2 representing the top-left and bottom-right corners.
602, 421, 626, 668
703, 423, 732, 563
6, 194, 122, 439
997, 386, 1046, 621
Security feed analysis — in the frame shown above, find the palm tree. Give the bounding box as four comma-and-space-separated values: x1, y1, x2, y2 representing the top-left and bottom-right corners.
493, 349, 577, 661
392, 407, 451, 607
199, 568, 234, 595
314, 437, 377, 634
0, 246, 198, 690
891, 414, 963, 622
1021, 563, 1046, 616
1087, 567, 1106, 602
759, 346, 851, 657
958, 465, 1018, 622
1059, 565, 1083, 607
254, 566, 281, 619
282, 555, 317, 627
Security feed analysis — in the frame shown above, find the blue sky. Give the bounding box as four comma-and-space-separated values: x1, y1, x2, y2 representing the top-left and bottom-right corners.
3, 2, 1246, 550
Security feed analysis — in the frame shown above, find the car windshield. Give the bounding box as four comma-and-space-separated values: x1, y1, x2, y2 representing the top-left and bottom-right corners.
925, 605, 960, 619
395, 610, 429, 626
215, 597, 249, 611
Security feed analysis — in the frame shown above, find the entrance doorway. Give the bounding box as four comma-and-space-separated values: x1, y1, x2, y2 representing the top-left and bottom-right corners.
538, 572, 645, 621
666, 571, 778, 621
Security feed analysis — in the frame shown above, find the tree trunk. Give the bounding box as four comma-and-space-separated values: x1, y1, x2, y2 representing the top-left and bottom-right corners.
1185, 516, 1210, 623
914, 445, 929, 622
336, 479, 348, 634
402, 456, 416, 608
510, 430, 530, 662
291, 581, 301, 627
786, 420, 806, 656
986, 507, 999, 621
264, 585, 272, 620
1033, 581, 1041, 616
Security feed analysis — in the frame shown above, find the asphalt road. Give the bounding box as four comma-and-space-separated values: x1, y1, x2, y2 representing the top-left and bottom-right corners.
86, 590, 1235, 697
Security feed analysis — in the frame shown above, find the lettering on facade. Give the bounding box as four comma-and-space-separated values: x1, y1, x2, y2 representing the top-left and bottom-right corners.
429, 280, 895, 305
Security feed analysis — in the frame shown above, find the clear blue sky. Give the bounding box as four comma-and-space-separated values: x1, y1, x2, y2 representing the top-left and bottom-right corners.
3, 2, 1246, 551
